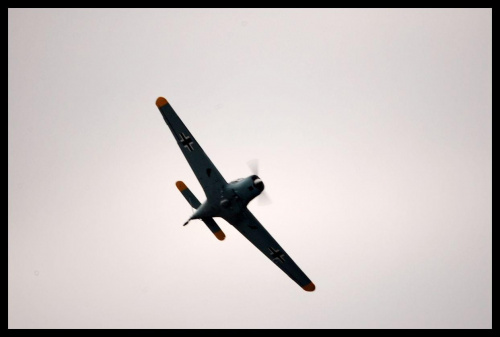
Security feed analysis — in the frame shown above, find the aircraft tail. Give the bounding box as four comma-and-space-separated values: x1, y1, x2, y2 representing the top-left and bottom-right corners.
175, 181, 225, 241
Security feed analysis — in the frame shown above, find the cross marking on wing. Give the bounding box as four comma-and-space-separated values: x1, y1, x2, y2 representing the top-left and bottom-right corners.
178, 132, 194, 152
269, 247, 286, 263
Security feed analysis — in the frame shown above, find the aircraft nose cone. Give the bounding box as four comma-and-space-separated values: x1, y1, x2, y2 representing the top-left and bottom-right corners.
254, 178, 264, 191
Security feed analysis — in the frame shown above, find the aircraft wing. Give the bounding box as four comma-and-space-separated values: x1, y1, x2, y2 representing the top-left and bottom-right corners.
156, 97, 227, 200
226, 208, 315, 291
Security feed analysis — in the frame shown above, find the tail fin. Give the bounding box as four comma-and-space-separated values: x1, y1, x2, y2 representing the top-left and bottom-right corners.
176, 181, 225, 241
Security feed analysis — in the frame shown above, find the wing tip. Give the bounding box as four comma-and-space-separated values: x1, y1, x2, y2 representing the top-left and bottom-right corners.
302, 282, 316, 292
156, 97, 168, 108
214, 230, 226, 241
176, 181, 187, 192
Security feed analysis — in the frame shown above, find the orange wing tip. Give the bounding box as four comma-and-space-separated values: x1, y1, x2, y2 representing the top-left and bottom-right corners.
302, 282, 316, 292
156, 97, 168, 108
214, 230, 226, 241
175, 181, 187, 192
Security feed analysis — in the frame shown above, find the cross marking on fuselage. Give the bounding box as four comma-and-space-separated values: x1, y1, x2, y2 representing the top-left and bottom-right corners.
269, 247, 285, 263
178, 133, 194, 152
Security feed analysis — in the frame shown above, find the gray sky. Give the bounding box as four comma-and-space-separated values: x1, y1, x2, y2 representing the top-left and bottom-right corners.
8, 9, 491, 329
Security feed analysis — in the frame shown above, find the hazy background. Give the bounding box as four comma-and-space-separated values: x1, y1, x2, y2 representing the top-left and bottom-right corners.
8, 9, 491, 329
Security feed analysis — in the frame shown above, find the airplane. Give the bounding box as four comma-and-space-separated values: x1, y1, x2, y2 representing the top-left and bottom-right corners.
155, 97, 315, 292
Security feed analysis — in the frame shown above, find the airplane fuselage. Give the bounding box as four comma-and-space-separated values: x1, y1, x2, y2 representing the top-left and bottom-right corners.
189, 175, 264, 223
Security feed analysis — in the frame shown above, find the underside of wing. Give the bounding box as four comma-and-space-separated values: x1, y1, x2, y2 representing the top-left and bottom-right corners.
156, 98, 227, 200
225, 209, 315, 291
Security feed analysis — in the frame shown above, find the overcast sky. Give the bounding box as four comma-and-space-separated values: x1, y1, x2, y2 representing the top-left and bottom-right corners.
8, 9, 491, 329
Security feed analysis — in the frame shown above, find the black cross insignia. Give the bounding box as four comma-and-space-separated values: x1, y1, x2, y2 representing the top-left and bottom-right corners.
178, 133, 194, 152
269, 247, 285, 263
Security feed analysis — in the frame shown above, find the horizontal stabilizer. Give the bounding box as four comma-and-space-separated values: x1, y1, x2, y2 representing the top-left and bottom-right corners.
176, 181, 200, 208
176, 181, 225, 240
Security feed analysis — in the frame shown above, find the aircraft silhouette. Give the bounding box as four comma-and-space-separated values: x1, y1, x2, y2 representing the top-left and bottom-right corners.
156, 97, 315, 292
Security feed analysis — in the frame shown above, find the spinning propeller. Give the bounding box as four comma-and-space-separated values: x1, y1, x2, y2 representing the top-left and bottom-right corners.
247, 159, 272, 206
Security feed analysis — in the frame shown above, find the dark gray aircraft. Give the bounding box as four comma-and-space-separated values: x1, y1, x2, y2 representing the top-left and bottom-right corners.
156, 97, 315, 292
